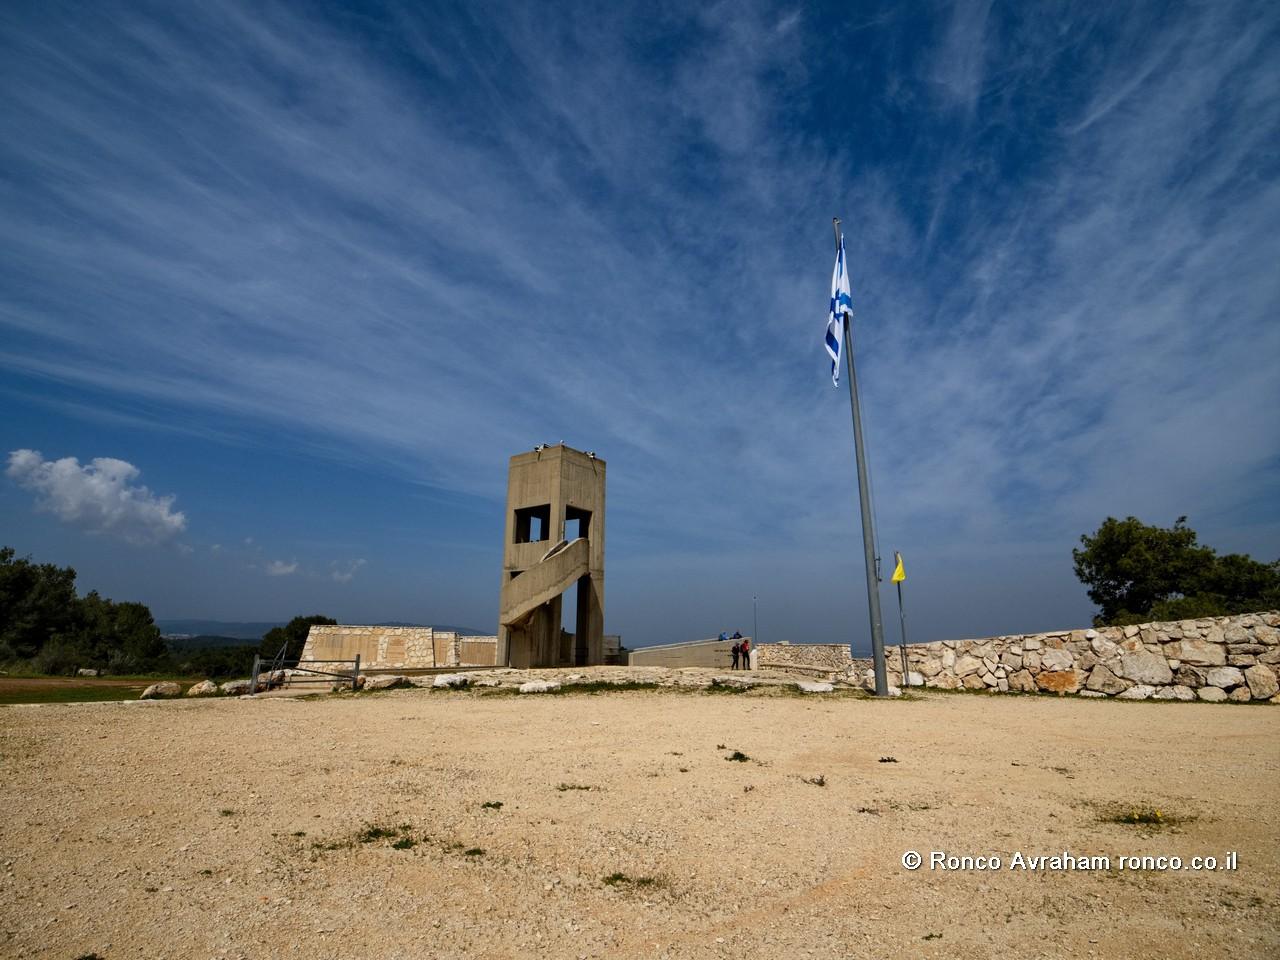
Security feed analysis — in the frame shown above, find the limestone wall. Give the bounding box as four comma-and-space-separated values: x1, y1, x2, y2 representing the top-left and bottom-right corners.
300, 626, 498, 669
758, 611, 1280, 703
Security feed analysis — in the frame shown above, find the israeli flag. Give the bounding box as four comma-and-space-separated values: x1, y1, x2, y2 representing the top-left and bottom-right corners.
825, 235, 852, 386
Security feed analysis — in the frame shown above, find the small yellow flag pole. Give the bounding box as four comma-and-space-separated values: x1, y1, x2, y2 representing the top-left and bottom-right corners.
893, 551, 909, 685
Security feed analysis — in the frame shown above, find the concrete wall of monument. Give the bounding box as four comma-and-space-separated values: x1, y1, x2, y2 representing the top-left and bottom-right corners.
299, 625, 499, 669
757, 610, 1280, 703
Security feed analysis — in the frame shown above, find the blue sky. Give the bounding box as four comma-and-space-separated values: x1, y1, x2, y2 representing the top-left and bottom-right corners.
2, 0, 1277, 650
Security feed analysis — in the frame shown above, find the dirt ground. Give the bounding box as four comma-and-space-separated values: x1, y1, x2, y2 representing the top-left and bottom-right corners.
1, 678, 1277, 959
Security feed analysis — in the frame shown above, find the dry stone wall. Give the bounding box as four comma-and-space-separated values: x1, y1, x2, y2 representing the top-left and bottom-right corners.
758, 611, 1280, 703
300, 625, 498, 669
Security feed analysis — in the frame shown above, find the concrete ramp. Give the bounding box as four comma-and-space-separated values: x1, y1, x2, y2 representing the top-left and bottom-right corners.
628, 636, 751, 669
500, 537, 590, 628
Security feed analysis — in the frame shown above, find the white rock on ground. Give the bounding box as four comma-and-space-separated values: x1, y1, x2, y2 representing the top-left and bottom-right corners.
185, 680, 219, 697
140, 682, 182, 700
1116, 684, 1155, 700
432, 673, 472, 689
220, 680, 251, 696
363, 675, 411, 691
519, 680, 561, 694
794, 681, 834, 694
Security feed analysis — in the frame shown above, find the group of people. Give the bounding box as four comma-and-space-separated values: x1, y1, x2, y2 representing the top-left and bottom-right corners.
719, 630, 751, 669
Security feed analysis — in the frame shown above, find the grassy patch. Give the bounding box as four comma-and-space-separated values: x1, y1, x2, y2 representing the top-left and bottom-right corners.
480, 800, 504, 810
218, 808, 235, 817
802, 774, 826, 786
1100, 805, 1181, 826
464, 847, 485, 857
725, 750, 750, 762
0, 676, 193, 705
545, 680, 660, 695
391, 837, 416, 850
603, 872, 659, 888
556, 783, 596, 792
357, 824, 410, 844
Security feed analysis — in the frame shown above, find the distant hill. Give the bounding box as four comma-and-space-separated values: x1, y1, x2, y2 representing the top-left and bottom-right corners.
158, 620, 490, 640
164, 634, 258, 650
158, 620, 283, 640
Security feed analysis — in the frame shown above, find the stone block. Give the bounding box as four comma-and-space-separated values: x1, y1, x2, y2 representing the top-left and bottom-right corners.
1035, 670, 1081, 695
1008, 670, 1037, 692
961, 674, 986, 690
1117, 685, 1155, 700
1227, 686, 1252, 702
1040, 649, 1074, 672
955, 655, 983, 677
1244, 664, 1279, 700
1117, 651, 1173, 685
1204, 666, 1245, 689
1175, 638, 1226, 666
1197, 686, 1227, 702
1085, 665, 1130, 695
141, 681, 182, 700
1153, 685, 1196, 701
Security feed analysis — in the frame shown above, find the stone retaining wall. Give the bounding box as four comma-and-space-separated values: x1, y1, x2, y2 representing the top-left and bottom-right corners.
758, 611, 1280, 703
300, 625, 498, 669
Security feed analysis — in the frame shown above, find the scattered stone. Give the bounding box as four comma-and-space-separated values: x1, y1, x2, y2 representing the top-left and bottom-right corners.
1244, 664, 1279, 700
432, 673, 472, 689
185, 680, 219, 697
220, 679, 252, 696
794, 681, 834, 694
519, 680, 561, 694
954, 655, 983, 677
364, 675, 411, 691
140, 682, 182, 700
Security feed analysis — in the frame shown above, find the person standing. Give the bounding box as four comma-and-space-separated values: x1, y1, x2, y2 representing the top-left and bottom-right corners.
731, 642, 741, 670
740, 636, 751, 670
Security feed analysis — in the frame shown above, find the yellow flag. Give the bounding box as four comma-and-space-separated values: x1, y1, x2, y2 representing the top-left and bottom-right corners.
891, 553, 906, 583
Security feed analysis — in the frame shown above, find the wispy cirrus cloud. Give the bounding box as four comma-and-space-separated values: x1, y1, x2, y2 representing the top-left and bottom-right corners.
0, 1, 1275, 641
5, 448, 186, 545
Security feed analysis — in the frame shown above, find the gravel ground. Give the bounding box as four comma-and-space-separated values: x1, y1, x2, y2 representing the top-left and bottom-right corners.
1, 676, 1277, 959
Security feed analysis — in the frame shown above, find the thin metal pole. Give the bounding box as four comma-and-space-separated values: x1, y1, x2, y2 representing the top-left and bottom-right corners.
895, 551, 909, 685
352, 653, 361, 691
834, 218, 888, 696
249, 655, 260, 695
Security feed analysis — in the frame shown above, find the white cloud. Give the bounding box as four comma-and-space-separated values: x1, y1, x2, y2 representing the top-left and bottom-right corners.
265, 559, 298, 576
6, 448, 187, 545
330, 558, 367, 583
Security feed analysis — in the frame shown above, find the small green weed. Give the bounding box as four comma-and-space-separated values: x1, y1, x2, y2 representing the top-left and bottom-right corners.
218, 808, 235, 817
556, 783, 595, 791
464, 847, 485, 856
481, 800, 504, 810
603, 872, 659, 888
392, 837, 416, 850
1101, 806, 1177, 826
725, 750, 750, 762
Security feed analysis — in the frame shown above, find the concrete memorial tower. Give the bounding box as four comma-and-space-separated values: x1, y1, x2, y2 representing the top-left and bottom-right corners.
498, 444, 606, 668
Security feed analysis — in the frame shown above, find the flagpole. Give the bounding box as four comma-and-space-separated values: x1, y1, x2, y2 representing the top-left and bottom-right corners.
833, 218, 888, 697
895, 550, 909, 685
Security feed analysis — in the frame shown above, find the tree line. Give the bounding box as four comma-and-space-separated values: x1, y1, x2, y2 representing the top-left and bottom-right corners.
0, 546, 333, 677
1072, 517, 1279, 626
